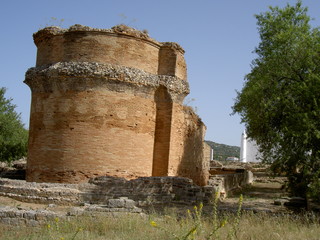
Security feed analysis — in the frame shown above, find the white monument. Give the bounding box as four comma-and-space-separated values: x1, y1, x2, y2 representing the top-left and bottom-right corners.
240, 130, 261, 163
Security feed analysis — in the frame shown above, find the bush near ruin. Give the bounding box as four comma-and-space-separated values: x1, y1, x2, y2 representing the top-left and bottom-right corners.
0, 87, 28, 163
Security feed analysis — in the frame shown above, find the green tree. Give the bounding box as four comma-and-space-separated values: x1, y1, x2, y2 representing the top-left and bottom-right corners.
232, 1, 320, 200
0, 87, 28, 162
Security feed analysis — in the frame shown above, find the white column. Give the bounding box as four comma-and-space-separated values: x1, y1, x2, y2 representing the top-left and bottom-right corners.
240, 130, 247, 163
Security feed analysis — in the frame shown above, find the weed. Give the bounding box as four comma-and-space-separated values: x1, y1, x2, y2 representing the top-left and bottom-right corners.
150, 194, 243, 240
1, 199, 320, 240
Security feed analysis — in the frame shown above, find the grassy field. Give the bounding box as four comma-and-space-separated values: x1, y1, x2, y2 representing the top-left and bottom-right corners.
1, 206, 319, 240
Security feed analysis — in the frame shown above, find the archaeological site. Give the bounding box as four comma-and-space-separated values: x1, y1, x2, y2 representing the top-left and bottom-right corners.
0, 25, 256, 225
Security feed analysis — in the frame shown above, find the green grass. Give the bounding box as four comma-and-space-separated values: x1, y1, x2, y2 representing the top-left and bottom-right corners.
1, 206, 320, 239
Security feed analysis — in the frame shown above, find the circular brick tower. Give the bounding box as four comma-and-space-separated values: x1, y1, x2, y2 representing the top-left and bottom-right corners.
25, 24, 198, 183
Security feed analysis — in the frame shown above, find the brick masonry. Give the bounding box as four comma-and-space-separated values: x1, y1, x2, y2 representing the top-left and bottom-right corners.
24, 24, 209, 185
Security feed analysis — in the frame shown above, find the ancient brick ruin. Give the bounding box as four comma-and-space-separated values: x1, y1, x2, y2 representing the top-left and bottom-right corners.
24, 24, 210, 185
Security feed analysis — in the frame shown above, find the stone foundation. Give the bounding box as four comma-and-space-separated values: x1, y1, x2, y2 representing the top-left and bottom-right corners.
0, 207, 60, 226
209, 168, 253, 197
0, 177, 217, 207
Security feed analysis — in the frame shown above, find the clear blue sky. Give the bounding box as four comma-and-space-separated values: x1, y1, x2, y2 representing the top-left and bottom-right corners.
1, 0, 320, 146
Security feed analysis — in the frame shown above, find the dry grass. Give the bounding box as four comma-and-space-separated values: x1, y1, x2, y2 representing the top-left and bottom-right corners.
234, 211, 320, 240
0, 209, 319, 240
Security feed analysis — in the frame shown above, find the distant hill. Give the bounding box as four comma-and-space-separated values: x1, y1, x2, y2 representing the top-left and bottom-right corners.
205, 140, 240, 161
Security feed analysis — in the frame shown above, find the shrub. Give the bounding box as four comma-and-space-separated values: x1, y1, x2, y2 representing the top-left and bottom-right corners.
0, 87, 28, 162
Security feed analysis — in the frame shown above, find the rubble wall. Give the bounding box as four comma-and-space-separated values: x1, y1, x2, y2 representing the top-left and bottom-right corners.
209, 168, 253, 197
0, 177, 216, 206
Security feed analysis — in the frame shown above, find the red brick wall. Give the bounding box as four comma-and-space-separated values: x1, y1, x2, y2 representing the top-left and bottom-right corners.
25, 25, 208, 185
35, 32, 160, 75
27, 84, 156, 183
168, 105, 209, 186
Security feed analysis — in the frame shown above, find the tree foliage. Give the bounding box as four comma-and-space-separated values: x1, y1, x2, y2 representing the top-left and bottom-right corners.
0, 87, 28, 162
232, 1, 320, 200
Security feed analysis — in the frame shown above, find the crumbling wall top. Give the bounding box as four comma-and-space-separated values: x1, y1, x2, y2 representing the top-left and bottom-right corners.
33, 24, 185, 54
33, 24, 187, 79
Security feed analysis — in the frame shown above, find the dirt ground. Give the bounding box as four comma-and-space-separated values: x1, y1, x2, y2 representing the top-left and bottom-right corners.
219, 180, 290, 213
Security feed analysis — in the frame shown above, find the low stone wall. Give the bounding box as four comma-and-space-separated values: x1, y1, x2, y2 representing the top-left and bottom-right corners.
0, 198, 144, 226
0, 178, 81, 205
0, 169, 25, 180
0, 176, 217, 207
209, 168, 253, 197
0, 173, 254, 224
0, 207, 60, 226
84, 176, 216, 205
0, 159, 26, 180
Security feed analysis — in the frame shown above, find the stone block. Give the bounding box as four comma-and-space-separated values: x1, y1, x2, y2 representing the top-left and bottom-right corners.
0, 218, 12, 225
124, 199, 136, 209
108, 199, 125, 208
27, 219, 40, 226
23, 211, 36, 220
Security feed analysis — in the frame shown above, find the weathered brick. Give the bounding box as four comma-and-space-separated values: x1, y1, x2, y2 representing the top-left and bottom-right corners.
24, 24, 209, 186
